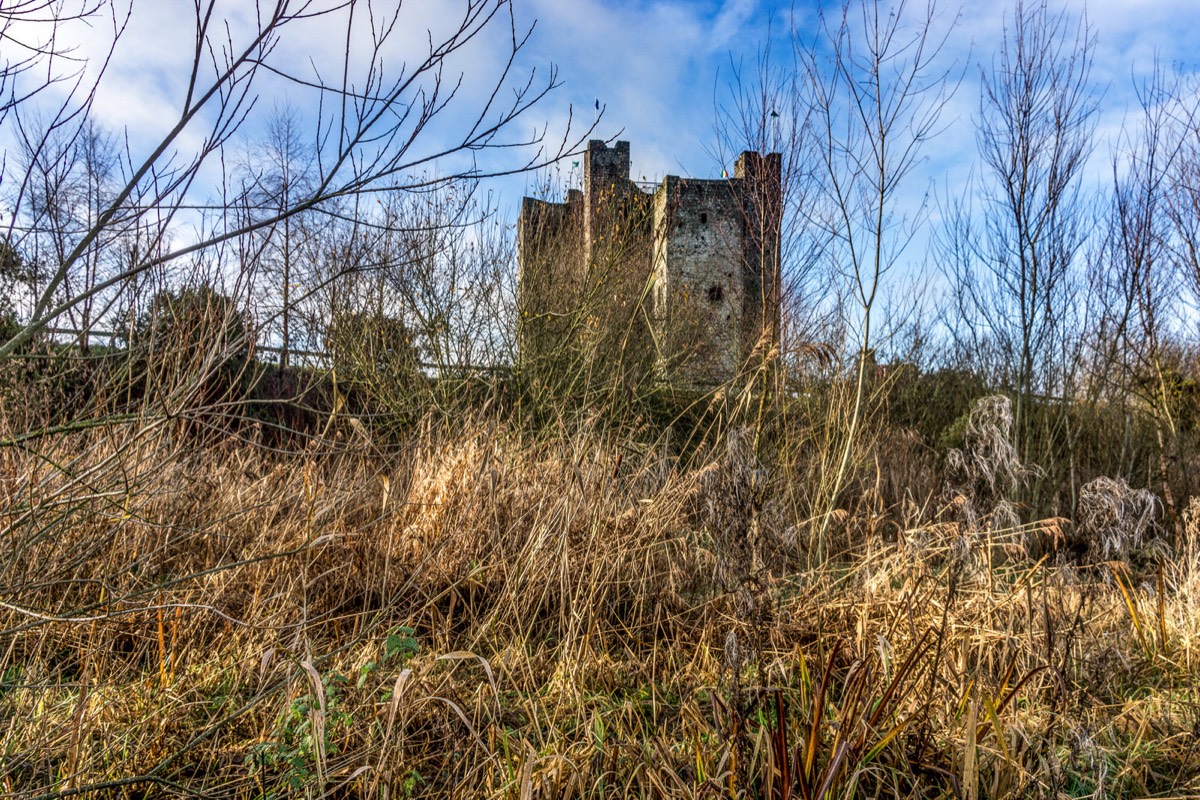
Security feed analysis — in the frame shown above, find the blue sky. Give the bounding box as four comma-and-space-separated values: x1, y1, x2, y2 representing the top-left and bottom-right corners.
13, 0, 1200, 208
514, 0, 1200, 190
500, 0, 1200, 332
8, 0, 1200, 306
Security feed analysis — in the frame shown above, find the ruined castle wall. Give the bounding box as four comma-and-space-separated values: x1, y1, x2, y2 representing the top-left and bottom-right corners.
517, 139, 782, 390
568, 141, 654, 382
581, 192, 654, 380
652, 177, 746, 386
516, 193, 583, 366
734, 152, 783, 360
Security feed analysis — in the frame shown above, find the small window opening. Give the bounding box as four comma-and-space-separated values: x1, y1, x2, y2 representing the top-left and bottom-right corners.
700, 212, 708, 224
707, 284, 724, 303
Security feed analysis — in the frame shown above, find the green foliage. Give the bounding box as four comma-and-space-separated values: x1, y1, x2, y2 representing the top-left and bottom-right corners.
0, 237, 31, 345
328, 311, 419, 381
357, 625, 419, 689
880, 363, 990, 448
248, 671, 354, 794
326, 310, 423, 422
248, 627, 419, 795
0, 311, 20, 349
0, 237, 30, 323
134, 285, 254, 359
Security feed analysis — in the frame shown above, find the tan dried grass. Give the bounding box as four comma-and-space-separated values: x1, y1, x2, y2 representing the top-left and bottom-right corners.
0, 414, 1198, 798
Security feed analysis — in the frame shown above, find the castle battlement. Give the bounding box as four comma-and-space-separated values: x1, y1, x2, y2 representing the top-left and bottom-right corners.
517, 140, 781, 388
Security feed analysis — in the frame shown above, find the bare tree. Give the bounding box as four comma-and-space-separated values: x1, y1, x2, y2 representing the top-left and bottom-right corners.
712, 35, 826, 363
381, 186, 516, 373
314, 182, 516, 417
944, 0, 1098, 480
0, 0, 592, 365
1146, 69, 1200, 516
796, 0, 957, 545
1165, 74, 1200, 314
12, 118, 123, 351
237, 103, 321, 368
0, 1, 115, 124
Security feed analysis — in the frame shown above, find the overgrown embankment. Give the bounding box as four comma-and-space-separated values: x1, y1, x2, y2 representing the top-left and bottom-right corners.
2, 403, 1199, 798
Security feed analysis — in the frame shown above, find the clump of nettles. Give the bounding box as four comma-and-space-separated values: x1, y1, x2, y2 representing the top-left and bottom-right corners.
939, 395, 1028, 572
1075, 476, 1163, 563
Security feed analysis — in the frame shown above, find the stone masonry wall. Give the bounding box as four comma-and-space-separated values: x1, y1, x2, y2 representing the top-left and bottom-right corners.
517, 139, 781, 389
652, 177, 746, 385
516, 193, 582, 368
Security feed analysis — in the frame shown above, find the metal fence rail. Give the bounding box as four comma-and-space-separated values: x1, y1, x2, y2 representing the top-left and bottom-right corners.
37, 326, 509, 375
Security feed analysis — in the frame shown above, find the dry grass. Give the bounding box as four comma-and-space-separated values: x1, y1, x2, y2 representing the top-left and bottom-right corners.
1, 405, 1199, 799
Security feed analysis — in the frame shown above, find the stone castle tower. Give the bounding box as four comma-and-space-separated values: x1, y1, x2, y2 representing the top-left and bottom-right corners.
518, 140, 781, 388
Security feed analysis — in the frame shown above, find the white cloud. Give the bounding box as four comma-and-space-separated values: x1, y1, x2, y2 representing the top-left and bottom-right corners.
9, 0, 1200, 265
711, 0, 762, 48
